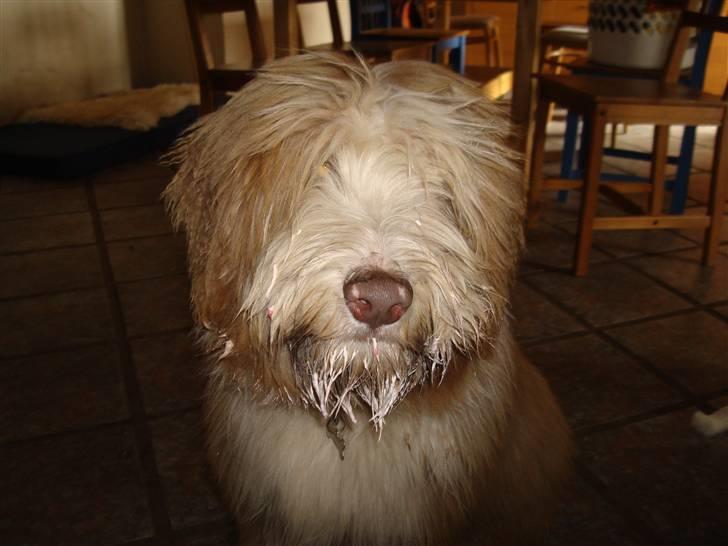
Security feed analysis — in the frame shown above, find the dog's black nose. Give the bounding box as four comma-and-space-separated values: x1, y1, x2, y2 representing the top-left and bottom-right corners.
343, 270, 413, 329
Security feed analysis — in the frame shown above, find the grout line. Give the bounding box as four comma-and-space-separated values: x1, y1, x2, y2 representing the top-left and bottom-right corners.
0, 283, 105, 304
84, 180, 174, 545
520, 276, 705, 406
573, 399, 710, 439
0, 402, 205, 450
0, 232, 184, 258
0, 326, 196, 363
0, 193, 169, 223
127, 326, 194, 342
0, 339, 111, 363
0, 272, 189, 305
0, 417, 132, 449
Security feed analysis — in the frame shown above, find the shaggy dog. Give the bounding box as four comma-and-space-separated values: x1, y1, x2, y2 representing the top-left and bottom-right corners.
165, 54, 572, 546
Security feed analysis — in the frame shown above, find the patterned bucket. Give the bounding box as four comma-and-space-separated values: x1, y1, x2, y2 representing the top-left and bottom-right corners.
588, 0, 694, 69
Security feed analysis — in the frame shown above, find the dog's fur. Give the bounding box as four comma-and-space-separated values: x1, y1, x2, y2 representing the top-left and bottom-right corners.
165, 54, 572, 546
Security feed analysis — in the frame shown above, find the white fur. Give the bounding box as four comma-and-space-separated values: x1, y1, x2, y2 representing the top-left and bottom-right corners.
164, 54, 570, 546
692, 405, 728, 436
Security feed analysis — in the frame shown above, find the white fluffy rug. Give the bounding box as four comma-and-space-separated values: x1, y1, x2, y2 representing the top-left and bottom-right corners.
19, 84, 199, 131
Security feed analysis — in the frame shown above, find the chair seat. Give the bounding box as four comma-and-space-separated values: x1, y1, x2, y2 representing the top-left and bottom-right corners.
361, 28, 468, 40
309, 40, 434, 62
464, 66, 512, 99
539, 74, 726, 113
450, 15, 499, 29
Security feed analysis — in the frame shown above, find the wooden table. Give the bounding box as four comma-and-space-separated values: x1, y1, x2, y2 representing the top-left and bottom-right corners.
273, 0, 542, 134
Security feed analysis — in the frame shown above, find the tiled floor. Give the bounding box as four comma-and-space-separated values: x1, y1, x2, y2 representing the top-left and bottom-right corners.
0, 123, 726, 546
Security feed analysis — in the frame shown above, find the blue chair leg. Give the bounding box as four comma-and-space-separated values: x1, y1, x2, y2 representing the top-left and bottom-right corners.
433, 35, 466, 75
670, 126, 696, 213
558, 109, 580, 202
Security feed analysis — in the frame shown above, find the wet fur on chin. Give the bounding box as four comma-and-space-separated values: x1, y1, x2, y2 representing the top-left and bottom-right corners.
164, 53, 573, 546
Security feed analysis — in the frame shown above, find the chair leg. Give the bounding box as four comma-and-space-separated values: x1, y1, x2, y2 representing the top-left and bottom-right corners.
649, 125, 669, 215
558, 109, 580, 202
573, 109, 607, 276
670, 125, 697, 213
199, 79, 215, 115
492, 25, 502, 67
527, 97, 551, 228
702, 120, 728, 265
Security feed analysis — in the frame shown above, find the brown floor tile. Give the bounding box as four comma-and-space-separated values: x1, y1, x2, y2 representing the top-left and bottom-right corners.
109, 234, 188, 283
0, 186, 88, 220
101, 205, 174, 241
0, 245, 103, 299
607, 311, 728, 395
527, 263, 691, 328
0, 425, 154, 544
95, 178, 171, 210
0, 211, 95, 253
92, 157, 174, 184
132, 331, 205, 415
150, 410, 226, 529
527, 334, 682, 430
118, 276, 192, 337
543, 474, 647, 546
533, 190, 582, 225
580, 408, 728, 545
0, 288, 115, 357
629, 248, 728, 304
511, 282, 585, 343
523, 223, 610, 272
0, 175, 84, 194
678, 206, 728, 245
173, 523, 237, 546
0, 344, 128, 442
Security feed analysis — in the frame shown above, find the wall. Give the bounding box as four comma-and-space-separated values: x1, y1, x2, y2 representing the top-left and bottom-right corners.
0, 0, 348, 124
0, 0, 133, 124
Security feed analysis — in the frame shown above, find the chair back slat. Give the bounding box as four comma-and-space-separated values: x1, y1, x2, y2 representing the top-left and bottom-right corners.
297, 0, 345, 45
663, 0, 728, 91
350, 0, 392, 39
185, 0, 267, 68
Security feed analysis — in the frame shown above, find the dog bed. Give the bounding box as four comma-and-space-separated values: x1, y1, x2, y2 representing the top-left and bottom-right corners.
0, 84, 199, 179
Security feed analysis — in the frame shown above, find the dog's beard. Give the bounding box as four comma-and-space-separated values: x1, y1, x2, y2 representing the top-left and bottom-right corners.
289, 336, 450, 430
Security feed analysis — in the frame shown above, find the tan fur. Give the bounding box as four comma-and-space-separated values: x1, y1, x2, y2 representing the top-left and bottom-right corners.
164, 53, 572, 546
19, 84, 199, 131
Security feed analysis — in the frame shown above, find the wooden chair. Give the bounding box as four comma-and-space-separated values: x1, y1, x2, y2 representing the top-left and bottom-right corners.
184, 0, 267, 114
528, 2, 728, 276
550, 0, 725, 213
298, 0, 435, 63
412, 0, 503, 67
349, 0, 469, 74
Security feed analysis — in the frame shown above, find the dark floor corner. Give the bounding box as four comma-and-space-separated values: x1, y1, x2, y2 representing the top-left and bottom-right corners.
1, 123, 726, 545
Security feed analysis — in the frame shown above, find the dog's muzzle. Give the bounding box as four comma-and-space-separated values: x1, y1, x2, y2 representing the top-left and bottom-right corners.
343, 269, 413, 329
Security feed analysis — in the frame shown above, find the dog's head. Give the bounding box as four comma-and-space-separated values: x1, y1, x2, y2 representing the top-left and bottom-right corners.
165, 54, 524, 428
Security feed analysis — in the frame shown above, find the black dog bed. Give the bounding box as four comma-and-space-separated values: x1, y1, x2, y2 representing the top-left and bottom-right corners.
0, 105, 197, 179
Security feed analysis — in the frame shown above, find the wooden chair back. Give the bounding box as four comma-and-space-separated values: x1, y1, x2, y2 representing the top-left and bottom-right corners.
664, 0, 728, 93
297, 0, 345, 47
350, 0, 393, 40
185, 0, 267, 74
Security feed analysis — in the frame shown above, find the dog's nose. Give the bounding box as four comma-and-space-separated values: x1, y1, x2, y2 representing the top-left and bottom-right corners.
343, 270, 413, 329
